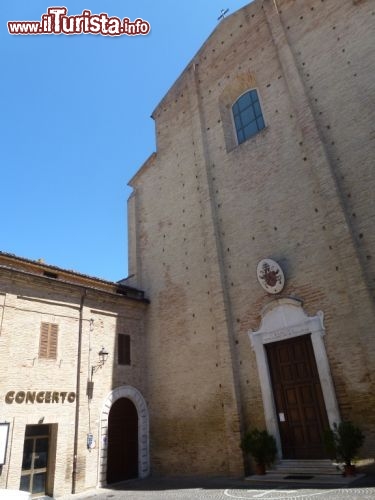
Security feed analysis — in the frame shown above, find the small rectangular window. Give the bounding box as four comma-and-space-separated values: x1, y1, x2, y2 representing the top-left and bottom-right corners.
39, 323, 58, 359
118, 334, 131, 365
43, 271, 58, 279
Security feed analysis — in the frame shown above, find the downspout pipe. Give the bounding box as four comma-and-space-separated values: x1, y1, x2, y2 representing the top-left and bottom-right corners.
72, 291, 85, 494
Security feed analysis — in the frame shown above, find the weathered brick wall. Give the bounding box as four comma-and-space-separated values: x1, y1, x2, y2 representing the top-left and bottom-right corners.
129, 0, 375, 474
275, 0, 375, 297
0, 270, 146, 496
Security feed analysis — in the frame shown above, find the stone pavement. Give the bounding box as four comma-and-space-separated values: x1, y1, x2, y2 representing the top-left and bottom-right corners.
57, 473, 375, 500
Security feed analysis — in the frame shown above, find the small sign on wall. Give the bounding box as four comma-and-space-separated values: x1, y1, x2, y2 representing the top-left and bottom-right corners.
0, 422, 10, 465
87, 433, 96, 449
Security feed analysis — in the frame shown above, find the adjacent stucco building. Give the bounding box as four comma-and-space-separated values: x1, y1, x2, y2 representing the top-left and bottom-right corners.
0, 253, 148, 497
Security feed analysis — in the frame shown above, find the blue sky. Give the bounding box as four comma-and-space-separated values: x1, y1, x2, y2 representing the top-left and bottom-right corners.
1, 1, 250, 282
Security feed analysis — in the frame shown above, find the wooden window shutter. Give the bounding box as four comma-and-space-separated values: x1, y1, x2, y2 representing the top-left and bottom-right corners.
49, 323, 58, 359
39, 322, 58, 359
118, 334, 131, 365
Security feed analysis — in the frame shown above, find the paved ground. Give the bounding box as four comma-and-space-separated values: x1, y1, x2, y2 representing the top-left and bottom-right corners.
58, 474, 375, 500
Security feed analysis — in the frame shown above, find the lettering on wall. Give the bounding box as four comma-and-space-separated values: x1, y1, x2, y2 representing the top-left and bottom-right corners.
4, 391, 76, 404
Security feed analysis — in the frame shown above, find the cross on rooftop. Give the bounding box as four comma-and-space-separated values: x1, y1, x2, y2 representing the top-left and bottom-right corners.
218, 8, 229, 21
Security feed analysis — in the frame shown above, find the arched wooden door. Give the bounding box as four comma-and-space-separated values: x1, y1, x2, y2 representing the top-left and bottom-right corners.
106, 397, 138, 483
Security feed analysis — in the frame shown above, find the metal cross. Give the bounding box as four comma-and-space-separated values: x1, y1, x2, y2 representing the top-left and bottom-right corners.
218, 8, 229, 21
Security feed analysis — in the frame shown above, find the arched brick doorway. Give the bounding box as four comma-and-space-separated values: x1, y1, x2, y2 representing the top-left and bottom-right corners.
98, 386, 149, 487
107, 398, 138, 483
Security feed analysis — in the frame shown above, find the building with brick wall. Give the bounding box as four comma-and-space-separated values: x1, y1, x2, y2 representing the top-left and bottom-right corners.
127, 0, 375, 478
1, 0, 375, 496
0, 253, 148, 497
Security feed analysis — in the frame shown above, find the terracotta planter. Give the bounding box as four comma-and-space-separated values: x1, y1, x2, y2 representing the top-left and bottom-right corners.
255, 463, 266, 475
344, 464, 357, 476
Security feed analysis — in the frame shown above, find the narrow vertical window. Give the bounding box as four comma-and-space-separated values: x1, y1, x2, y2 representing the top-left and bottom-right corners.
118, 334, 131, 366
39, 323, 58, 359
232, 89, 265, 144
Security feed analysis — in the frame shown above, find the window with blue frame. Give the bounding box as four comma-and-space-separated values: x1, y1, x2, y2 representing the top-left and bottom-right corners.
232, 89, 265, 145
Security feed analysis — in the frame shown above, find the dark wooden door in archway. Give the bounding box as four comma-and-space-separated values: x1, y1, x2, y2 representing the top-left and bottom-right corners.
266, 334, 329, 459
107, 398, 138, 484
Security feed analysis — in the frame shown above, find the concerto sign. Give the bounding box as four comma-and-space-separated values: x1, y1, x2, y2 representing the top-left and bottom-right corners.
5, 391, 76, 404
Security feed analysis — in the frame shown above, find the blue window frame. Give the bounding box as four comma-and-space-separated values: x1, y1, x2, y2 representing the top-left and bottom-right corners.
232, 89, 265, 144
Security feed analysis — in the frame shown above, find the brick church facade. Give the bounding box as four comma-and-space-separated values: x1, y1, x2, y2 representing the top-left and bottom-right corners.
127, 0, 375, 477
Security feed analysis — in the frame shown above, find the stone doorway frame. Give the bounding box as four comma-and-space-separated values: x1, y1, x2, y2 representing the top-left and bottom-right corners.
249, 298, 340, 458
98, 385, 150, 487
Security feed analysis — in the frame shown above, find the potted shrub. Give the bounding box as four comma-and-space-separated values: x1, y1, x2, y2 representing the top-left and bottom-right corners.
241, 428, 277, 475
324, 421, 365, 476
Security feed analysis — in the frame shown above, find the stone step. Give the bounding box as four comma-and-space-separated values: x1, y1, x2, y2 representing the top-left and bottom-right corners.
268, 459, 342, 476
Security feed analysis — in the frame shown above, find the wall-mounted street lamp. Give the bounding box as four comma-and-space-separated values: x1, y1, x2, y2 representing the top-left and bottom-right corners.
91, 346, 109, 379
87, 347, 109, 400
